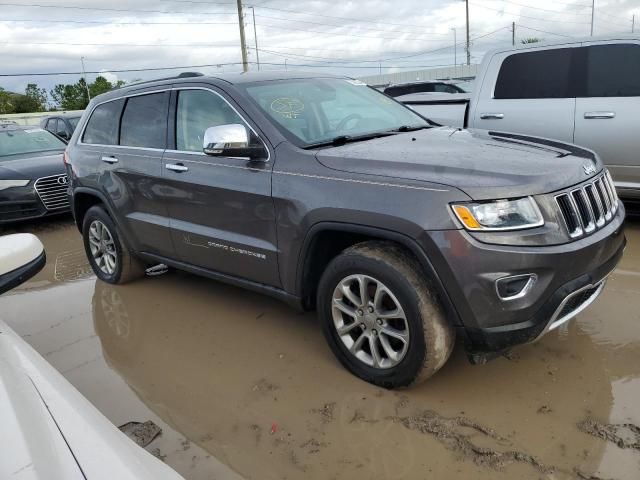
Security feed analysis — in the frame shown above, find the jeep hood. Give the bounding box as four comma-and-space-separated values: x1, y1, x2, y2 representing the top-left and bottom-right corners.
315, 127, 601, 200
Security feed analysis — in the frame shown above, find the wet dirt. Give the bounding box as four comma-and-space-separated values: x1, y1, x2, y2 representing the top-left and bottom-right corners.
119, 420, 163, 448
1, 215, 640, 480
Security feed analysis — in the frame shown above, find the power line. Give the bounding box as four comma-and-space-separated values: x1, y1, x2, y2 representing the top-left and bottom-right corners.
497, 0, 591, 15
529, 0, 591, 7
0, 18, 237, 25
0, 29, 505, 58
252, 27, 509, 65
170, 0, 457, 31
3, 0, 459, 34
592, 14, 633, 29
0, 60, 473, 78
252, 13, 449, 36
254, 22, 444, 41
596, 8, 635, 22
0, 2, 236, 16
252, 47, 457, 64
517, 25, 574, 38
469, 2, 591, 24
377, 26, 509, 62
0, 63, 243, 77
1, 41, 238, 47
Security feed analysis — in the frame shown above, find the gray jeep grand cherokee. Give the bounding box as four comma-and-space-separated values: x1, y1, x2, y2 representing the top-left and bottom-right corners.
66, 72, 625, 388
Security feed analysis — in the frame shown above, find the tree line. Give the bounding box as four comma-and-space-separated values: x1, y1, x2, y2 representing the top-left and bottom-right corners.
0, 76, 126, 114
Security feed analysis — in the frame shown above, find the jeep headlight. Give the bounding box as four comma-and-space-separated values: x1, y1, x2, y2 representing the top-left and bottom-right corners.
452, 197, 544, 231
0, 180, 30, 191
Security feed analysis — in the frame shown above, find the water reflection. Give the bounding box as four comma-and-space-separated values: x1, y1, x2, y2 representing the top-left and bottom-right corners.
90, 272, 628, 480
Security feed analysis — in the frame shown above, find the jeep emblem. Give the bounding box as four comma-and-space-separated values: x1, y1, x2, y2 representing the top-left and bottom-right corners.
583, 164, 596, 175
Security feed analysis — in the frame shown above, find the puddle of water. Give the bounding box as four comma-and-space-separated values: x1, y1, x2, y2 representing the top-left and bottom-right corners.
1, 217, 639, 479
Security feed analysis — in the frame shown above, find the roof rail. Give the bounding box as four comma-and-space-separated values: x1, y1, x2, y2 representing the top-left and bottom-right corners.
115, 72, 205, 89
177, 72, 204, 78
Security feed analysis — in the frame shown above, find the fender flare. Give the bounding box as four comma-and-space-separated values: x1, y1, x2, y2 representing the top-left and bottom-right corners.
296, 222, 462, 327
71, 187, 137, 251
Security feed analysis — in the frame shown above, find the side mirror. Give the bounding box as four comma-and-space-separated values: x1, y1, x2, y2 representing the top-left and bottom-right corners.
203, 124, 267, 161
0, 234, 46, 295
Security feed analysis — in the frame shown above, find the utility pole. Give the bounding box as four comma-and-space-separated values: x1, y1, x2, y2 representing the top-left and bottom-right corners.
465, 0, 471, 66
590, 0, 595, 36
248, 6, 260, 70
80, 56, 90, 101
236, 0, 249, 72
451, 28, 457, 66
632, 14, 635, 33
512, 22, 515, 46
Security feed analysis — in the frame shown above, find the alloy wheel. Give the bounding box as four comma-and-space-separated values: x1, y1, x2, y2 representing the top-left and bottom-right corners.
88, 220, 118, 276
331, 274, 410, 369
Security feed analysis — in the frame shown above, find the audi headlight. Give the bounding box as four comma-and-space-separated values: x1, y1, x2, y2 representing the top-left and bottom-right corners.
0, 180, 30, 191
452, 197, 544, 231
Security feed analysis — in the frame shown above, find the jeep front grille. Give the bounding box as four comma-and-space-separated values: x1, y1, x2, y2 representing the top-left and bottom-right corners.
555, 171, 618, 239
34, 174, 70, 211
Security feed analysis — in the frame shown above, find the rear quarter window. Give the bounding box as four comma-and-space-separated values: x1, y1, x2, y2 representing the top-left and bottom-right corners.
494, 48, 574, 99
82, 99, 125, 145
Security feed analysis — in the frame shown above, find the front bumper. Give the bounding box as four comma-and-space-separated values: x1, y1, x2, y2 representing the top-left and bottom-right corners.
0, 185, 70, 224
423, 204, 626, 353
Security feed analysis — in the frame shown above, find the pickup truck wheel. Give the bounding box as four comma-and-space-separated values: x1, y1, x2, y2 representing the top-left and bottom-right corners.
317, 242, 454, 388
82, 206, 145, 285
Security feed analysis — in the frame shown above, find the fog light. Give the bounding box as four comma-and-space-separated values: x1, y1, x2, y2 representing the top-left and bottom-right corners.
495, 274, 537, 301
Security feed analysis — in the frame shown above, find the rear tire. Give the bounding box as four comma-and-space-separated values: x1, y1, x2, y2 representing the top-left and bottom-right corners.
82, 205, 145, 285
317, 241, 454, 388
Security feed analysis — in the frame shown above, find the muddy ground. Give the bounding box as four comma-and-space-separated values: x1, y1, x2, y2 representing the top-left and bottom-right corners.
1, 215, 639, 480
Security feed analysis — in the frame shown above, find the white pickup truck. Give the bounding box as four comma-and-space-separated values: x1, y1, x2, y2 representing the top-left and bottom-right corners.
398, 35, 640, 200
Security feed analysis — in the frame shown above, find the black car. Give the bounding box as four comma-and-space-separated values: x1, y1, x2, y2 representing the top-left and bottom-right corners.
0, 124, 70, 224
40, 113, 82, 141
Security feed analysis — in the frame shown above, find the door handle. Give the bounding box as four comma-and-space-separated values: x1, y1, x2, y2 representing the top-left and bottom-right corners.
101, 156, 118, 164
166, 163, 189, 173
584, 111, 616, 119
480, 113, 504, 120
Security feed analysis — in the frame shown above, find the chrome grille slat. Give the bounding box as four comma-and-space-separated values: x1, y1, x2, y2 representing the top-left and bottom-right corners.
584, 184, 604, 227
34, 174, 70, 211
594, 179, 612, 220
571, 189, 595, 233
555, 171, 617, 240
605, 171, 619, 210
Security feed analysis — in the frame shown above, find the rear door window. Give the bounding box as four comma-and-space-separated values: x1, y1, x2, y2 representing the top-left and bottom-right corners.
584, 44, 640, 97
82, 99, 124, 145
120, 92, 169, 149
494, 48, 575, 99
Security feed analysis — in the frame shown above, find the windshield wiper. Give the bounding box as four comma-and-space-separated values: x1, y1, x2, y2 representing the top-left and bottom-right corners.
304, 131, 398, 149
394, 125, 431, 132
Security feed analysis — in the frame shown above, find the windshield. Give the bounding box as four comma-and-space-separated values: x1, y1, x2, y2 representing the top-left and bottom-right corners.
242, 78, 428, 147
68, 117, 80, 130
0, 128, 66, 159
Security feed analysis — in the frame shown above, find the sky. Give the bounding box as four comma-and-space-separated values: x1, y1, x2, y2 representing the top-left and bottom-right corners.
1, 0, 639, 94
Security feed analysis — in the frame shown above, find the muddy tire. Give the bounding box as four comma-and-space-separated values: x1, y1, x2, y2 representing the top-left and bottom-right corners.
317, 241, 454, 388
82, 205, 145, 285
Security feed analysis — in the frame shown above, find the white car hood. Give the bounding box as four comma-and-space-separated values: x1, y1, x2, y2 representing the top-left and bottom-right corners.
0, 320, 184, 480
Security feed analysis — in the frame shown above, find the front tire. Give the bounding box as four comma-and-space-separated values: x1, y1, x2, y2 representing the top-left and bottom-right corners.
317, 241, 454, 388
82, 205, 145, 284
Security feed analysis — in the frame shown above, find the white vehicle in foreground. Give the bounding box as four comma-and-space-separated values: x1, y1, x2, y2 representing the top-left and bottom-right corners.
399, 35, 640, 199
0, 234, 184, 480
